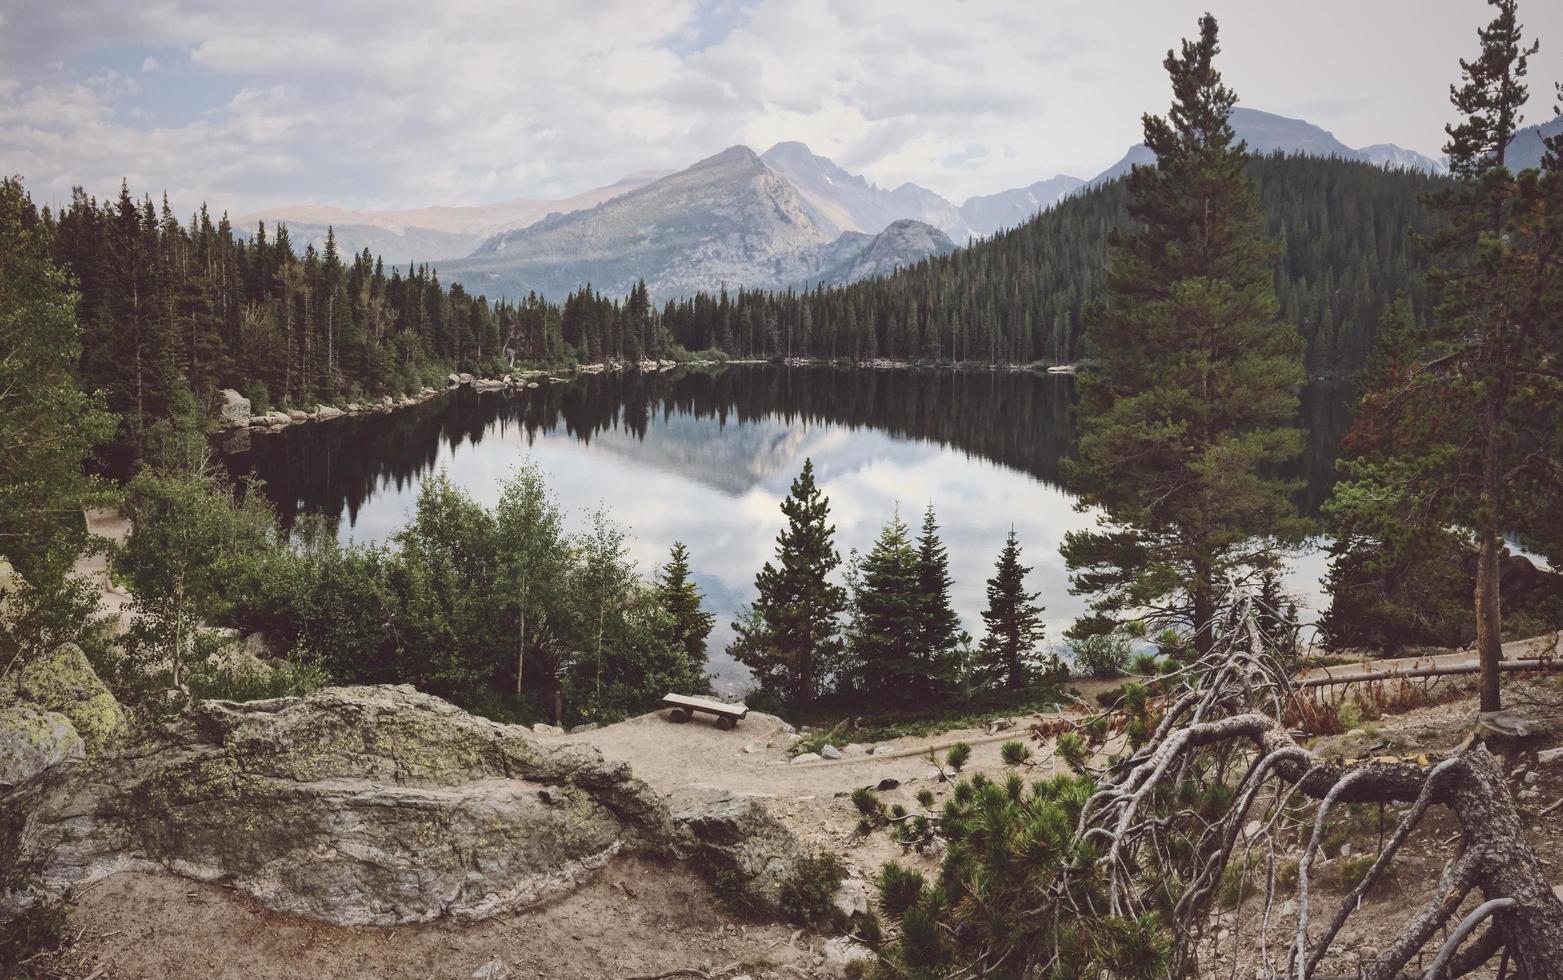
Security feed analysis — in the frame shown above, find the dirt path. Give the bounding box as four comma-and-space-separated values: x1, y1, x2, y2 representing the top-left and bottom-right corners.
75, 507, 133, 634
1297, 631, 1561, 689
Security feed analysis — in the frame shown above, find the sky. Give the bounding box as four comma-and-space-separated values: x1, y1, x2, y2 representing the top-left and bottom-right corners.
2, 0, 1562, 216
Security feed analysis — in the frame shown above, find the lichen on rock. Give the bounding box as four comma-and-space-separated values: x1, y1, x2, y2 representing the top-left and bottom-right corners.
16, 643, 126, 755
0, 705, 84, 786
2, 684, 678, 927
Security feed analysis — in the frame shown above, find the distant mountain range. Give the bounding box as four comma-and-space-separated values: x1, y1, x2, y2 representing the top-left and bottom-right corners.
1086, 107, 1444, 187
240, 106, 1545, 303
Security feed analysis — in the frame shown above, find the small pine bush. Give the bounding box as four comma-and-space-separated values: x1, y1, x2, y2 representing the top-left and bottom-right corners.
945, 741, 973, 771
779, 852, 848, 930
878, 862, 926, 917
1000, 739, 1033, 765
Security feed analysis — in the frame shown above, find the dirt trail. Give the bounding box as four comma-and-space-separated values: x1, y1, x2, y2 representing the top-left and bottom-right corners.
74, 507, 133, 634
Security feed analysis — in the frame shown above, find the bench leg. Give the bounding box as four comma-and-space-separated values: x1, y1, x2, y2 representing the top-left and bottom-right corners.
717, 716, 736, 731
668, 708, 690, 723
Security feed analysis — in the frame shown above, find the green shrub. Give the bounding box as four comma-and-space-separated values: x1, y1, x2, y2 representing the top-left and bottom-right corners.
1000, 739, 1032, 765
915, 788, 936, 808
1070, 632, 1132, 678
1056, 731, 1090, 772
851, 786, 881, 816
945, 741, 973, 771
878, 862, 926, 918
779, 852, 848, 930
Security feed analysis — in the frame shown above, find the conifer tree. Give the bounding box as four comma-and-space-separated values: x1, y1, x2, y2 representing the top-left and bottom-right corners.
913, 504, 960, 678
847, 512, 923, 698
1326, 0, 1562, 710
979, 529, 1045, 688
655, 541, 714, 676
729, 459, 846, 703
1060, 13, 1308, 654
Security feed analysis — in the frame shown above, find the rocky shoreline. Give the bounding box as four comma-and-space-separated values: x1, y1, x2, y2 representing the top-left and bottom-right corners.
210, 358, 687, 444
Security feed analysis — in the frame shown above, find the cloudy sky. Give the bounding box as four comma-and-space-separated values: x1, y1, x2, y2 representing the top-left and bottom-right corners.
2, 0, 1561, 216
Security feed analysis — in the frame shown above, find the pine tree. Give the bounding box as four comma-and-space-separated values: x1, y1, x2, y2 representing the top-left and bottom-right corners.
1060, 13, 1309, 654
729, 459, 846, 703
0, 178, 116, 581
1326, 0, 1562, 710
914, 504, 960, 685
980, 529, 1046, 689
655, 541, 714, 677
847, 512, 923, 698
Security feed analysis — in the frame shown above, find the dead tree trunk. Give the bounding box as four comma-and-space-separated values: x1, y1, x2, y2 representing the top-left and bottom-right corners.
1067, 594, 1563, 979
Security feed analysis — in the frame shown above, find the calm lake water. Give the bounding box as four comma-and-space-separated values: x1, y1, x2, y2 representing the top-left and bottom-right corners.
221, 365, 1350, 693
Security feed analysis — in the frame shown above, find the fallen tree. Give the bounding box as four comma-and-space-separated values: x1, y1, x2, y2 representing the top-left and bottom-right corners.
870, 593, 1563, 978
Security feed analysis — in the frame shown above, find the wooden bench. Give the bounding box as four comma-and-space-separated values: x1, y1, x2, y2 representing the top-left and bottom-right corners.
662, 693, 749, 730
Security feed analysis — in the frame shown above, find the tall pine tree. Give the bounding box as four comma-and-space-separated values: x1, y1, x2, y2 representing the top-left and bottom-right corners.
914, 505, 960, 680
1060, 13, 1308, 654
980, 529, 1046, 689
729, 459, 846, 703
1326, 0, 1562, 709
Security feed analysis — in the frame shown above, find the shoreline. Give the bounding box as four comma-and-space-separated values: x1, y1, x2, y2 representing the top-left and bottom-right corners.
210, 355, 1075, 449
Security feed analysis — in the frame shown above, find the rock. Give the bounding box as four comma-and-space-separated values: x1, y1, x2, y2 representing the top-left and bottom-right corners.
1339, 842, 1353, 857
1244, 820, 1263, 839
0, 706, 84, 786
258, 410, 290, 426
470, 958, 509, 980
668, 784, 803, 915
215, 389, 251, 428
420, 387, 436, 397
842, 743, 867, 756
1525, 770, 1539, 785
743, 741, 767, 754
286, 409, 309, 421
17, 644, 126, 755
460, 373, 475, 384
531, 723, 566, 736
380, 395, 394, 408
1553, 884, 1563, 901
871, 744, 897, 756
241, 631, 281, 660
875, 778, 900, 791
345, 402, 362, 413
831, 878, 868, 919
1538, 747, 1563, 767
987, 718, 1014, 734
821, 936, 875, 972
569, 723, 598, 734
448, 373, 463, 386
791, 752, 822, 765
1, 685, 676, 926
315, 406, 345, 420
820, 744, 842, 760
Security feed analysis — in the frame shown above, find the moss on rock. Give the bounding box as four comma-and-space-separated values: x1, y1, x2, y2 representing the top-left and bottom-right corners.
17, 644, 126, 755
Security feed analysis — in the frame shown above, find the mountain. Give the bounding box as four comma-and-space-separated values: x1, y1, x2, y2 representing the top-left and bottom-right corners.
1088, 108, 1444, 186
1506, 115, 1563, 171
759, 142, 973, 241
794, 219, 957, 288
958, 176, 1086, 239
234, 173, 661, 265
445, 146, 836, 300
1356, 144, 1445, 174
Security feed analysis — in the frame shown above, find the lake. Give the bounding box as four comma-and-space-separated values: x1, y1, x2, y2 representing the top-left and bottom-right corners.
221, 364, 1350, 693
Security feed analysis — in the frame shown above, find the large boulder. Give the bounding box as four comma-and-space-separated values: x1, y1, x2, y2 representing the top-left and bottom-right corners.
214, 389, 251, 428
667, 783, 805, 914
0, 685, 676, 927
0, 706, 83, 786
16, 644, 126, 754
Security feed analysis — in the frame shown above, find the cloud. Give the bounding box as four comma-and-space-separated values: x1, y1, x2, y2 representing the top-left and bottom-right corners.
1, 0, 1561, 216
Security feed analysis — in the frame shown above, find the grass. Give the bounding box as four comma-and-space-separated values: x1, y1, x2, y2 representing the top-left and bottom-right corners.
784, 684, 1070, 754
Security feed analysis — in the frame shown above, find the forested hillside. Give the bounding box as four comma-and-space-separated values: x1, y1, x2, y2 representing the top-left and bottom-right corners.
661, 154, 1447, 374
28, 154, 1440, 465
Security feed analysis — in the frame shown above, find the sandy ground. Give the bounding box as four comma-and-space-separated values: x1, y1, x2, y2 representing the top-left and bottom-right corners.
74, 508, 133, 635
45, 859, 822, 980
